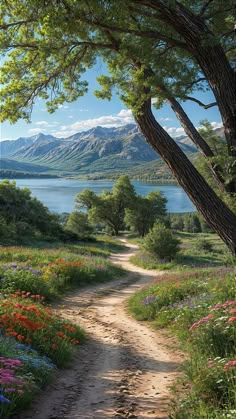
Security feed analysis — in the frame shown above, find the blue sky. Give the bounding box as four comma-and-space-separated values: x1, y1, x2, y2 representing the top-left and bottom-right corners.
0, 63, 222, 141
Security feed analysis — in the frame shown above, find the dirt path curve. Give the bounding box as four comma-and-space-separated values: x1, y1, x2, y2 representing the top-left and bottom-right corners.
18, 238, 183, 419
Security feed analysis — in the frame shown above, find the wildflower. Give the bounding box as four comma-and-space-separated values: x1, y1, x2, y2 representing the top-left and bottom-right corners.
224, 360, 236, 371
0, 394, 11, 403
227, 316, 236, 323
17, 335, 24, 341
51, 344, 58, 350
142, 295, 156, 305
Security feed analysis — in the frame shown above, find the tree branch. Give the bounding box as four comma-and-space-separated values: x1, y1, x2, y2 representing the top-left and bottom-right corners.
0, 19, 34, 30
185, 77, 206, 90
198, 0, 214, 17
77, 16, 187, 49
183, 96, 217, 109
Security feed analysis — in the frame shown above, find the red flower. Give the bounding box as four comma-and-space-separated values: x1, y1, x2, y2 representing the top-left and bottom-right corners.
17, 335, 24, 341
51, 344, 58, 350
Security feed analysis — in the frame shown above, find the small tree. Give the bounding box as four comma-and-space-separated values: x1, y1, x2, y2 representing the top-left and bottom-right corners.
65, 211, 93, 239
170, 214, 185, 231
75, 189, 98, 211
88, 193, 122, 235
142, 223, 180, 261
125, 191, 167, 237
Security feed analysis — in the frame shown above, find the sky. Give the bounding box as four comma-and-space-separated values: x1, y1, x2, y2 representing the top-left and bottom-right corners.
0, 62, 223, 141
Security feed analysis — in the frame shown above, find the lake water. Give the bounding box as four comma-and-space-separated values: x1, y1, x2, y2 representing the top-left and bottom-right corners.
10, 178, 195, 214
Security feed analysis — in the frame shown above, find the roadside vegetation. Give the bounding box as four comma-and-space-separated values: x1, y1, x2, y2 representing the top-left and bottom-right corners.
0, 175, 235, 418
129, 269, 236, 418
0, 179, 125, 417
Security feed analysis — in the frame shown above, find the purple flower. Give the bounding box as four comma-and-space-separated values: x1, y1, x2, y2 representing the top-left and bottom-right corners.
142, 295, 156, 305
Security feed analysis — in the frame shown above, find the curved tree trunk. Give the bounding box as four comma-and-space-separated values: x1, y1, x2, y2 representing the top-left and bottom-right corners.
135, 0, 236, 183
167, 96, 227, 193
135, 99, 236, 255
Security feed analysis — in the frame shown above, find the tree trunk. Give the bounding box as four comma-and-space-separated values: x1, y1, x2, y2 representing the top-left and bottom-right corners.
167, 96, 227, 193
135, 99, 236, 255
136, 0, 236, 189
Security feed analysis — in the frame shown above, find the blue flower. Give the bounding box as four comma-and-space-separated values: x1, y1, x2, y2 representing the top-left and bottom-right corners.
0, 394, 11, 404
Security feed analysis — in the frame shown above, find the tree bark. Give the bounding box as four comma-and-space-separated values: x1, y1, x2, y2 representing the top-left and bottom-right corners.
135, 99, 236, 255
134, 0, 236, 180
167, 96, 228, 192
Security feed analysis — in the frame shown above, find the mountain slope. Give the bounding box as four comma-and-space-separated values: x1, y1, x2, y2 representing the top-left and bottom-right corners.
0, 124, 197, 176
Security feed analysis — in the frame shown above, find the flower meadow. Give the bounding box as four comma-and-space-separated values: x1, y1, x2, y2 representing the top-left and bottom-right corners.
0, 244, 123, 300
0, 242, 123, 417
129, 269, 236, 418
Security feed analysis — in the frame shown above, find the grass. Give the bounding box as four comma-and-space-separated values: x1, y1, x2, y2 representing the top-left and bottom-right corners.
0, 238, 124, 301
129, 232, 231, 271
128, 268, 236, 418
0, 235, 125, 417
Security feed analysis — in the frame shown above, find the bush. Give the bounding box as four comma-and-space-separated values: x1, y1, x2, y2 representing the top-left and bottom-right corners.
142, 223, 180, 261
195, 238, 214, 252
65, 211, 93, 239
0, 265, 54, 301
0, 217, 17, 244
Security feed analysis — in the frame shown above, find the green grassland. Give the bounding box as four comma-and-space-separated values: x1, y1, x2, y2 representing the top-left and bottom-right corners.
129, 232, 231, 271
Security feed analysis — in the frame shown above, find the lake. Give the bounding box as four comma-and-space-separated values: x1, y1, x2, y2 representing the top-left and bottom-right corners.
11, 178, 195, 213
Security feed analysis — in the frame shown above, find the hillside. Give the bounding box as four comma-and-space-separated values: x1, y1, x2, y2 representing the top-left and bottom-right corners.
0, 124, 196, 179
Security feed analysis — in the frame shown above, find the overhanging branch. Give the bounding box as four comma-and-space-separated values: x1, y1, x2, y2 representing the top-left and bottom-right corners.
183, 96, 217, 109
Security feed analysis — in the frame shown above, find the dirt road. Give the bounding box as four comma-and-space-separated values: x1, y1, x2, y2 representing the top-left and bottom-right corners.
19, 239, 182, 419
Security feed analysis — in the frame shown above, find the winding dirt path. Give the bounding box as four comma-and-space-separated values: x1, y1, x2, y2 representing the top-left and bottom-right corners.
18, 239, 183, 419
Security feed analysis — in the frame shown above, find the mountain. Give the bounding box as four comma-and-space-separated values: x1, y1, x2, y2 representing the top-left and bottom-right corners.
0, 124, 197, 178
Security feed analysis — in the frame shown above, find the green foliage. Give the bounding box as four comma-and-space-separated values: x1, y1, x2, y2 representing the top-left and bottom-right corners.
65, 211, 93, 239
0, 241, 124, 300
142, 223, 180, 261
170, 212, 213, 234
125, 191, 167, 237
128, 270, 236, 417
75, 189, 98, 211
0, 180, 62, 243
75, 176, 137, 235
0, 266, 54, 301
196, 121, 236, 212
195, 238, 214, 252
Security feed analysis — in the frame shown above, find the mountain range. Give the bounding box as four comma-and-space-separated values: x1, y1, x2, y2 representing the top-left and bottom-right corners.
0, 124, 198, 179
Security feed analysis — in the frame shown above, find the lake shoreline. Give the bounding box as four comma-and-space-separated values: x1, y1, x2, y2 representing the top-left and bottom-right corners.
0, 178, 195, 214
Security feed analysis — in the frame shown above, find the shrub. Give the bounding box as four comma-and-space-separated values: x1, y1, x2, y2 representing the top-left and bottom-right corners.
65, 211, 93, 239
142, 223, 180, 261
0, 265, 54, 301
195, 238, 214, 252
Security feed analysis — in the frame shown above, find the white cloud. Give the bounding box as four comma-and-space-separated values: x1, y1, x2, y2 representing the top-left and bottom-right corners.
162, 126, 185, 137
35, 121, 49, 126
50, 130, 75, 138
58, 109, 135, 134
210, 121, 223, 129
58, 105, 69, 109
117, 109, 133, 118
160, 117, 172, 122
28, 128, 47, 134
47, 109, 134, 137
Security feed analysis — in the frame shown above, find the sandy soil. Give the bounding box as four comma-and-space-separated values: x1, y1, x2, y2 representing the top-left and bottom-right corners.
17, 238, 183, 419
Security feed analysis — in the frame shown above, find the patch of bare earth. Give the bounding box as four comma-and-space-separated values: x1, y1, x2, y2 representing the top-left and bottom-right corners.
16, 238, 183, 419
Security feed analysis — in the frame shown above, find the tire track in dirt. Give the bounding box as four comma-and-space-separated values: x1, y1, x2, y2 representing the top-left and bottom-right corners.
17, 239, 183, 419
